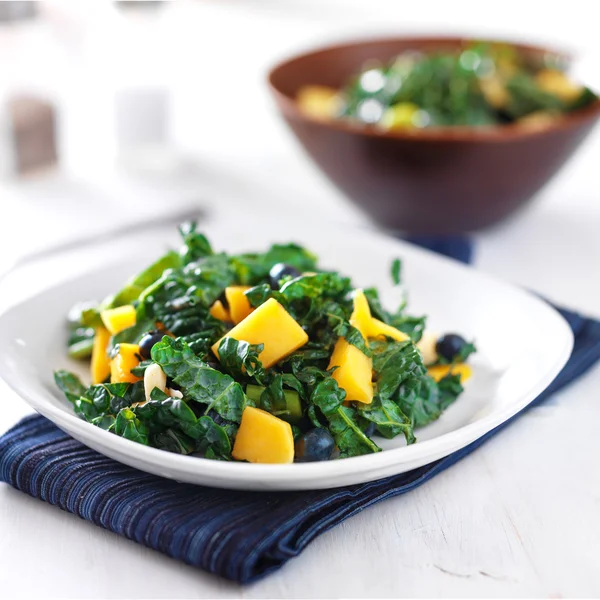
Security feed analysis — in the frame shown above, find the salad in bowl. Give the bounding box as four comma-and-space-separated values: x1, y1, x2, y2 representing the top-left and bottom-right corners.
55, 223, 475, 464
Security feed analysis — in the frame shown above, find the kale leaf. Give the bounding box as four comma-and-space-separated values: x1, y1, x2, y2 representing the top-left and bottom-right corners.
397, 372, 464, 428
135, 388, 233, 457
231, 243, 318, 285
54, 370, 87, 404
371, 339, 426, 401
216, 337, 266, 383
179, 221, 214, 264
327, 405, 381, 457
363, 287, 425, 342
110, 251, 182, 308
310, 377, 380, 457
151, 336, 248, 423
67, 326, 95, 360
358, 396, 415, 444
114, 408, 150, 445
152, 428, 196, 454
391, 258, 402, 285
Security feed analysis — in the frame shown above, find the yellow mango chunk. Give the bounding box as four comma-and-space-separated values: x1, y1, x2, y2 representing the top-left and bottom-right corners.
209, 300, 231, 322
380, 102, 420, 130
428, 363, 472, 383
91, 327, 111, 384
518, 111, 556, 131
232, 406, 294, 464
212, 298, 308, 369
110, 343, 142, 384
297, 85, 341, 120
480, 75, 510, 109
369, 318, 410, 342
535, 69, 583, 103
225, 286, 253, 324
328, 338, 373, 404
349, 290, 409, 343
101, 305, 136, 335
349, 289, 372, 340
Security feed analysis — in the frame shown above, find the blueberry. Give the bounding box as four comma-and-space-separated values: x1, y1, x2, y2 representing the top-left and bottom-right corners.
436, 333, 467, 361
139, 330, 166, 359
269, 263, 301, 289
294, 428, 335, 462
364, 422, 377, 438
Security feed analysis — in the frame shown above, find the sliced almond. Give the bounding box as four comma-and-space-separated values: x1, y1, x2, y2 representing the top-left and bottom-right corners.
144, 363, 167, 402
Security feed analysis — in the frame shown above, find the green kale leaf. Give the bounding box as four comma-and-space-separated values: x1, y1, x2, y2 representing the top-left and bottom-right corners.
397, 372, 464, 428
152, 428, 196, 454
371, 339, 426, 401
310, 377, 380, 457
391, 258, 402, 285
179, 221, 214, 263
54, 370, 87, 404
327, 405, 381, 457
358, 395, 415, 444
110, 251, 182, 308
114, 408, 149, 445
216, 337, 266, 383
151, 336, 248, 423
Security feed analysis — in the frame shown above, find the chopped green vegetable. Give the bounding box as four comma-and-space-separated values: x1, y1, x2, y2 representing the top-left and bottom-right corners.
54, 370, 87, 403
246, 383, 303, 423
56, 224, 475, 463
114, 408, 149, 445
297, 41, 597, 130
109, 251, 182, 308
358, 396, 415, 444
150, 336, 248, 423
391, 258, 402, 285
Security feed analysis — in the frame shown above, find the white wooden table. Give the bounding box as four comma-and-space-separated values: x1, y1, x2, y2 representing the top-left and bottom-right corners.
1, 2, 600, 597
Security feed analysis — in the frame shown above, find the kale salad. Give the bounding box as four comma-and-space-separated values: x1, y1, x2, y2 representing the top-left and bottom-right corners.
297, 41, 597, 131
55, 223, 475, 464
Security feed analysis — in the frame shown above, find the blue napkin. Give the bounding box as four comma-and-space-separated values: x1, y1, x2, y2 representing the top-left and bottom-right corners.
1, 238, 599, 584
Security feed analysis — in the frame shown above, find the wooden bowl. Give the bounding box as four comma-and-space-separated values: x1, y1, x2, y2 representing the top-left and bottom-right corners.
268, 37, 600, 233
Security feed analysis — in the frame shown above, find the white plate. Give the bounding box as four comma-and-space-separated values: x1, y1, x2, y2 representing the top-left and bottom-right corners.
0, 217, 573, 490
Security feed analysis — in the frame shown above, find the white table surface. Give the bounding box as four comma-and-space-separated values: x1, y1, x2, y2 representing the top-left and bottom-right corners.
1, 2, 600, 598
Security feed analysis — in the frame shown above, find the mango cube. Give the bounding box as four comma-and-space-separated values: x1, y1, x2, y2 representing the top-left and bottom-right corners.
296, 85, 341, 120
91, 327, 111, 384
224, 286, 253, 324
209, 300, 231, 322
328, 338, 373, 404
110, 343, 142, 384
349, 289, 409, 343
232, 407, 294, 464
349, 289, 372, 340
535, 69, 583, 103
212, 298, 308, 369
101, 305, 136, 335
428, 363, 472, 384
369, 318, 410, 342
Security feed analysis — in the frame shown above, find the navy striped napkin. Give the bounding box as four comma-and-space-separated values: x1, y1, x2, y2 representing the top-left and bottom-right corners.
1, 236, 599, 583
